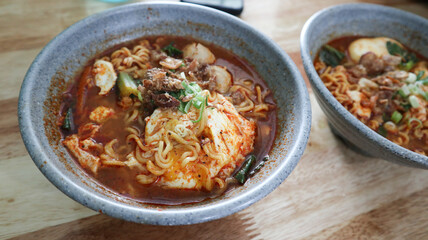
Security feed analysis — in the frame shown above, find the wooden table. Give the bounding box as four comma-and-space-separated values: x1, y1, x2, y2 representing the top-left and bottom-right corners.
2, 0, 428, 239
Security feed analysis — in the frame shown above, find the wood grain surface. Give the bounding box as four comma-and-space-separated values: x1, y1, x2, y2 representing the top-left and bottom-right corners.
2, 0, 428, 239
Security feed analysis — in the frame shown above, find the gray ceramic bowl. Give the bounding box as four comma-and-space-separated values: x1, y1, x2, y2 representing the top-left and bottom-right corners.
19, 2, 311, 225
301, 3, 428, 168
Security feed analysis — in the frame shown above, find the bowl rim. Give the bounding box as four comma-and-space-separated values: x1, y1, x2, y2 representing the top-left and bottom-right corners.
19, 1, 311, 224
300, 3, 428, 168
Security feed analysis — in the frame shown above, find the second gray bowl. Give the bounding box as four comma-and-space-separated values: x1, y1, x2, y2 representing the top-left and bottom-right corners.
301, 3, 428, 168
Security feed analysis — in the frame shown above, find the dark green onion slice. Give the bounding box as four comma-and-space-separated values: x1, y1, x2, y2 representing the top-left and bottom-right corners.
62, 107, 74, 131
234, 155, 256, 184
249, 156, 269, 177
378, 125, 387, 137
416, 71, 425, 80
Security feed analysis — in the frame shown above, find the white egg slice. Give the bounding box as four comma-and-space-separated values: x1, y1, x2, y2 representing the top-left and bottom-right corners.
348, 37, 402, 63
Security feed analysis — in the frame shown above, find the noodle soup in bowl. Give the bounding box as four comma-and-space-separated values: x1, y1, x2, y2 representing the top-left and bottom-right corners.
301, 3, 428, 168
19, 3, 311, 224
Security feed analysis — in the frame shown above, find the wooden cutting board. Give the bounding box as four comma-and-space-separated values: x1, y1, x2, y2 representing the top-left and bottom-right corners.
2, 0, 428, 239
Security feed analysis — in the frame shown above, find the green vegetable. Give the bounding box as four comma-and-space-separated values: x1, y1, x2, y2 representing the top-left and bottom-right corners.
386, 41, 404, 56
391, 111, 403, 124
117, 72, 139, 98
249, 156, 269, 177
171, 80, 208, 123
137, 91, 143, 102
162, 42, 183, 58
400, 61, 415, 71
319, 45, 345, 67
378, 125, 387, 137
408, 118, 423, 128
416, 71, 425, 81
398, 85, 410, 98
401, 103, 411, 111
408, 84, 420, 95
409, 95, 420, 108
192, 98, 206, 123
420, 79, 428, 85
62, 107, 74, 131
386, 41, 418, 69
419, 89, 428, 101
234, 155, 256, 184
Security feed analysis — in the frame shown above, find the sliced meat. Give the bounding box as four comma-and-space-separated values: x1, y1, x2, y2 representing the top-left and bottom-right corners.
151, 93, 180, 108
208, 66, 232, 93
359, 52, 385, 75
185, 59, 199, 72
385, 70, 408, 82
182, 43, 216, 64
159, 56, 183, 70
348, 64, 367, 78
151, 50, 168, 62
143, 68, 184, 92
382, 54, 402, 66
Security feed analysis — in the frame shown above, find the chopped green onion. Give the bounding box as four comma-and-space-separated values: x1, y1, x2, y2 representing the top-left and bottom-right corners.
234, 155, 256, 184
137, 92, 143, 102
378, 125, 387, 137
391, 111, 403, 124
406, 73, 417, 83
398, 85, 410, 98
409, 95, 420, 108
184, 101, 191, 113
400, 61, 415, 71
416, 71, 425, 80
408, 84, 419, 95
249, 156, 269, 177
62, 107, 74, 131
117, 72, 139, 97
191, 96, 206, 123
408, 118, 423, 129
422, 91, 428, 101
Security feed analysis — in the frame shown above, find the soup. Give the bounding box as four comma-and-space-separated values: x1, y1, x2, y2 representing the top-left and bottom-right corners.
314, 36, 428, 155
58, 36, 276, 205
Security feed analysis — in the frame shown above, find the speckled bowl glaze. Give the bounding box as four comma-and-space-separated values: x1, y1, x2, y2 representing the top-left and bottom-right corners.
19, 2, 311, 225
301, 3, 428, 168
